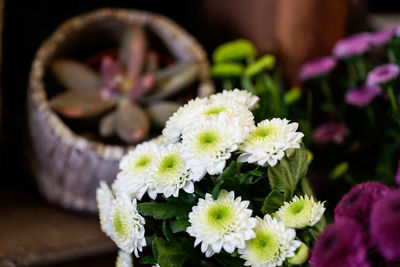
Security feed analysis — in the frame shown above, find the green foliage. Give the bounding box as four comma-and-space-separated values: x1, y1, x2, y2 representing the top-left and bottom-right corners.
330, 162, 349, 180
261, 190, 285, 215
171, 219, 190, 233
284, 87, 302, 106
212, 62, 244, 77
153, 237, 190, 267
213, 39, 257, 62
267, 143, 309, 200
244, 55, 276, 76
137, 202, 190, 220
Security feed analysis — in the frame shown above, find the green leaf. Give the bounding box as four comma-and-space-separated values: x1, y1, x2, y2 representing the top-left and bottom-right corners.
330, 162, 349, 180
216, 161, 240, 183
213, 39, 257, 63
267, 143, 308, 200
261, 190, 285, 215
244, 55, 276, 77
162, 220, 173, 241
212, 180, 224, 200
247, 169, 264, 177
140, 255, 157, 264
138, 202, 190, 220
153, 237, 189, 267
300, 177, 315, 198
284, 87, 302, 105
171, 219, 190, 233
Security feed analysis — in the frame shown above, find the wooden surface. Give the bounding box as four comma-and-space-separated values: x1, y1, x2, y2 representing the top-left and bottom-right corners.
0, 185, 116, 267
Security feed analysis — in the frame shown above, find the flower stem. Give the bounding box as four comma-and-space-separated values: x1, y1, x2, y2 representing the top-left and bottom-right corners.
388, 49, 397, 63
320, 77, 334, 109
223, 79, 234, 90
366, 106, 376, 127
355, 57, 367, 80
387, 85, 398, 112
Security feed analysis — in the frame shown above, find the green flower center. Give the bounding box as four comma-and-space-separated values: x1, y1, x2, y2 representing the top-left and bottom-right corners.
289, 200, 305, 214
204, 105, 227, 116
157, 153, 183, 178
206, 204, 234, 230
249, 229, 280, 261
113, 210, 127, 238
196, 130, 221, 152
134, 155, 152, 169
251, 125, 277, 141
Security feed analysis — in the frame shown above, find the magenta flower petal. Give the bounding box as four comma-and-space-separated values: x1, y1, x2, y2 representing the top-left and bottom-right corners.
313, 122, 349, 145
299, 56, 337, 81
371, 27, 395, 47
345, 84, 382, 107
366, 64, 400, 85
370, 189, 400, 261
333, 33, 371, 59
310, 218, 370, 267
335, 182, 390, 230
396, 160, 400, 186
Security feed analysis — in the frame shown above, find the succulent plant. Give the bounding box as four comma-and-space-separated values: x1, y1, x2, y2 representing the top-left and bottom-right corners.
50, 26, 202, 144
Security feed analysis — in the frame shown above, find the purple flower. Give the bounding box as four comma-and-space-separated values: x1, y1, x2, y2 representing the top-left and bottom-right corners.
333, 33, 371, 59
371, 27, 395, 47
313, 122, 349, 145
299, 56, 337, 81
370, 189, 400, 261
345, 84, 382, 107
366, 64, 400, 85
335, 182, 390, 230
310, 218, 370, 267
395, 26, 400, 37
396, 160, 400, 186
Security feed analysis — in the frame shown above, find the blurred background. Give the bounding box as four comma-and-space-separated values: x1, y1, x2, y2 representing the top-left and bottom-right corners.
1, 0, 400, 266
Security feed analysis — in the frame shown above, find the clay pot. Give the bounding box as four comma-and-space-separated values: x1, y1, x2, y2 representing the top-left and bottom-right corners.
28, 8, 213, 213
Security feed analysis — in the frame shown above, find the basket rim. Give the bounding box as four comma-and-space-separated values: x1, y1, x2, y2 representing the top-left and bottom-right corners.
28, 7, 210, 161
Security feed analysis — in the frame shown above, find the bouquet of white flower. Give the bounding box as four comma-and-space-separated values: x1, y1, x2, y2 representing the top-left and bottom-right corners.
96, 89, 326, 267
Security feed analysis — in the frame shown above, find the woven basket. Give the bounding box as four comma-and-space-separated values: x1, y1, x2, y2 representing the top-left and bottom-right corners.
28, 8, 213, 213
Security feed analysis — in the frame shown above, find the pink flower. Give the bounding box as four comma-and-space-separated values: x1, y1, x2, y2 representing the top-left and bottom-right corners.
333, 33, 371, 59
370, 189, 400, 261
299, 56, 337, 81
396, 160, 400, 186
366, 64, 400, 85
371, 27, 395, 47
313, 122, 349, 145
345, 84, 382, 107
334, 181, 390, 231
310, 218, 370, 267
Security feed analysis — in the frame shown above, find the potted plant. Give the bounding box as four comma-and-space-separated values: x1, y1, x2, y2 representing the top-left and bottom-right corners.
28, 8, 214, 213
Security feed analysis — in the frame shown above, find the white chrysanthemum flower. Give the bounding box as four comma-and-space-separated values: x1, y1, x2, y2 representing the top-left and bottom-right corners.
163, 97, 208, 143
147, 143, 197, 199
182, 113, 251, 177
163, 94, 255, 143
112, 140, 160, 200
238, 118, 304, 167
210, 88, 260, 110
97, 181, 114, 236
186, 190, 257, 257
276, 195, 325, 229
109, 195, 146, 257
116, 250, 133, 267
239, 215, 301, 267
